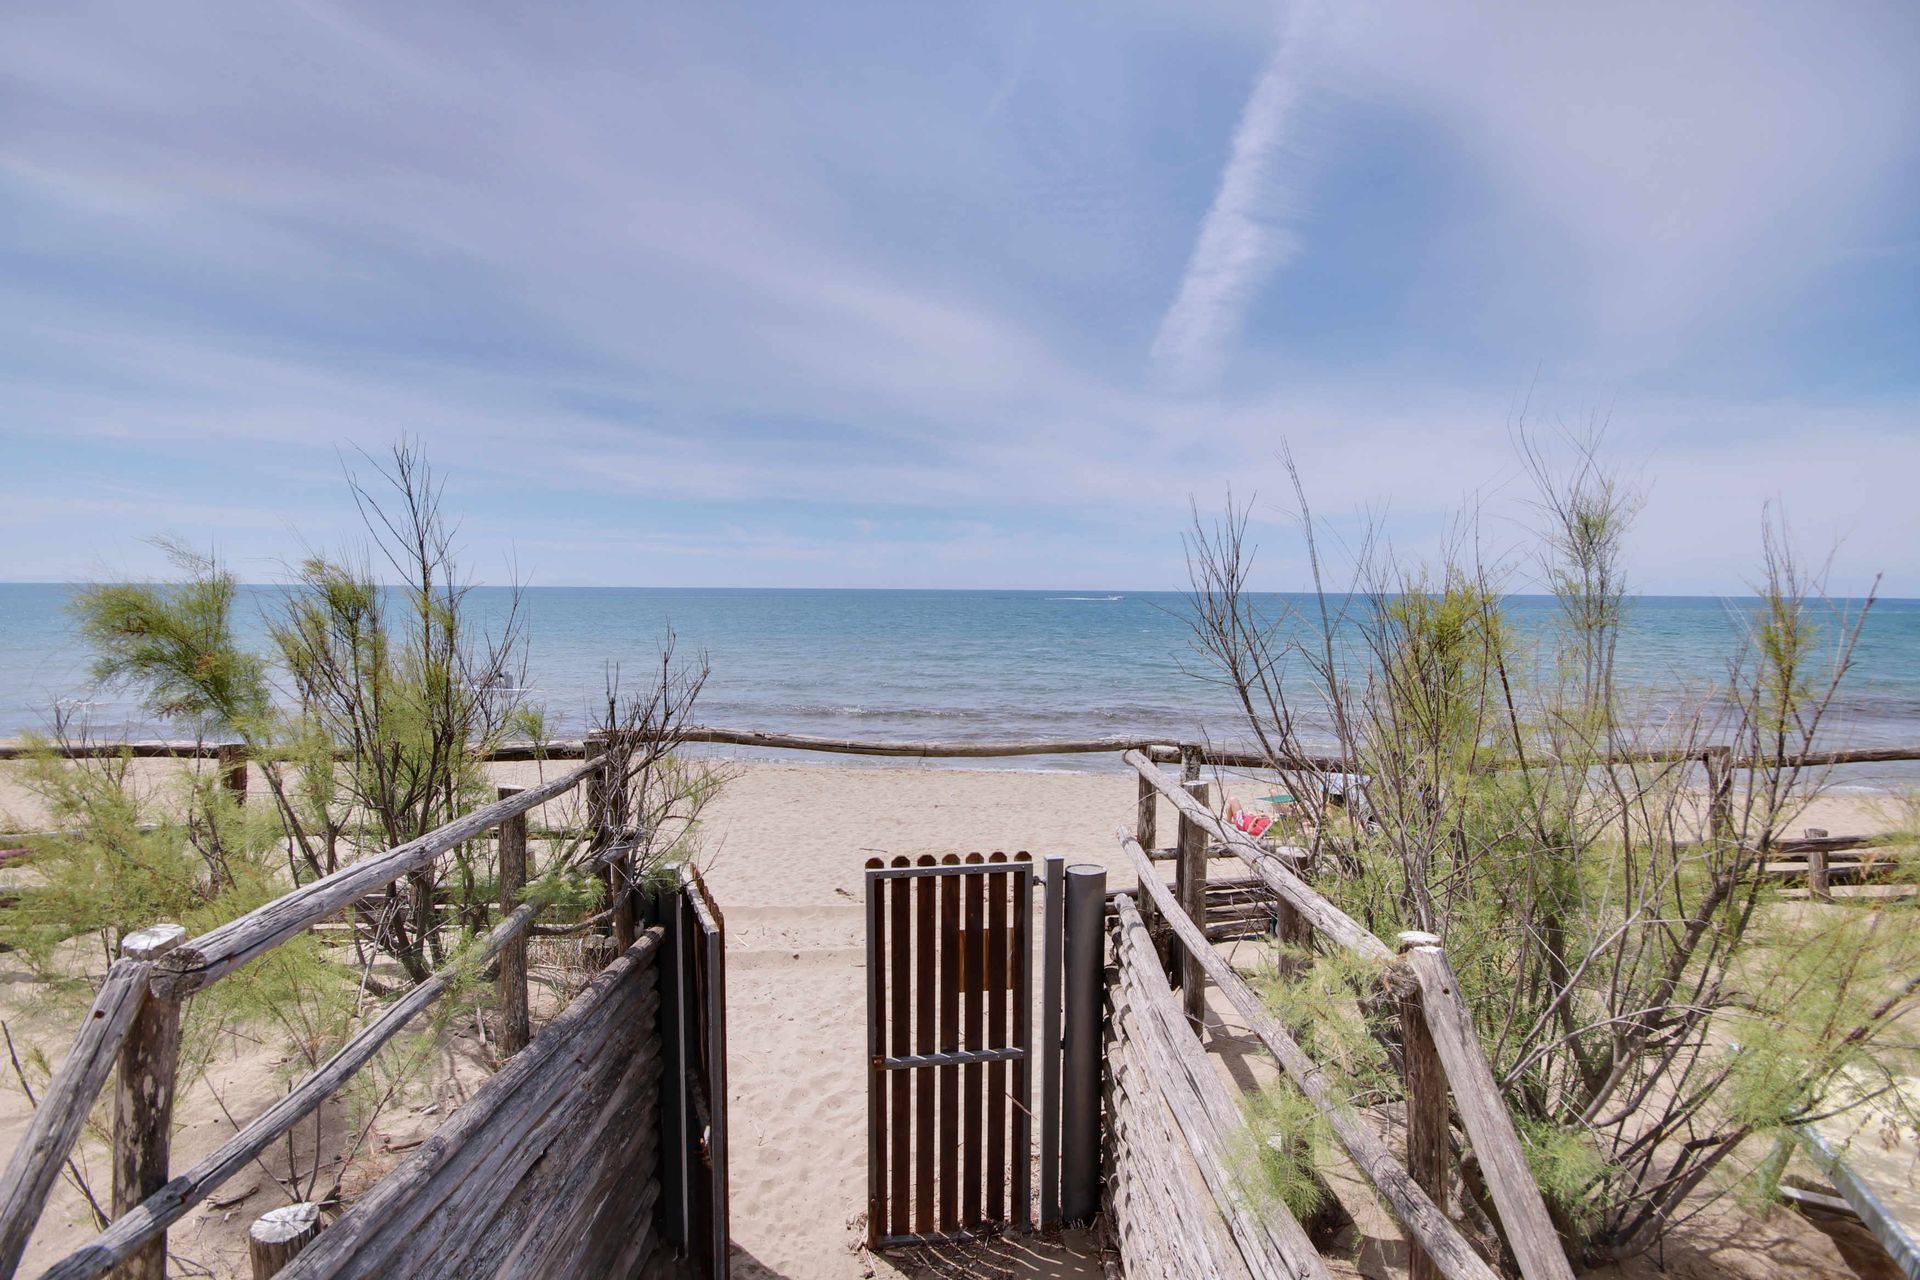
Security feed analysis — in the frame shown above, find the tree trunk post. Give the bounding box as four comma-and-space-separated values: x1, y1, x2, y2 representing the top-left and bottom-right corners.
1135, 771, 1157, 852
1397, 931, 1449, 1280
248, 1202, 322, 1278
496, 786, 531, 1055
114, 924, 187, 1280
1176, 780, 1212, 1027
1180, 744, 1202, 783
216, 744, 248, 806
1703, 746, 1733, 845
1805, 828, 1832, 901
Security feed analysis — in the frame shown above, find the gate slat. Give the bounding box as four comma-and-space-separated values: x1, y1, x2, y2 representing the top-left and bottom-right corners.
1011, 854, 1032, 1229
938, 854, 961, 1233
888, 857, 912, 1239
962, 852, 986, 1228
986, 852, 1008, 1224
865, 857, 887, 1246
914, 856, 937, 1234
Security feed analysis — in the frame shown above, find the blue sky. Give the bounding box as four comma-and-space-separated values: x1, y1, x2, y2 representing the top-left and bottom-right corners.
2, 1, 1916, 594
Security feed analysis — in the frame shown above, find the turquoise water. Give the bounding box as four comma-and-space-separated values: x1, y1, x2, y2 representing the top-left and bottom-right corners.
2, 585, 1917, 785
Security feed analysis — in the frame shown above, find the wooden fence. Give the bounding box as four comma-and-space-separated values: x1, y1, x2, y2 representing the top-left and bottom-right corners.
0, 745, 714, 1280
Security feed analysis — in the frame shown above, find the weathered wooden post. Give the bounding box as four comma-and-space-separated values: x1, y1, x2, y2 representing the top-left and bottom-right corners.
1176, 779, 1212, 1027
1703, 746, 1733, 845
115, 923, 187, 1280
1805, 827, 1832, 901
585, 731, 637, 951
247, 1203, 321, 1278
496, 786, 530, 1055
1135, 771, 1157, 852
1180, 743, 1202, 783
217, 743, 248, 806
1059, 863, 1106, 1225
1397, 931, 1448, 1280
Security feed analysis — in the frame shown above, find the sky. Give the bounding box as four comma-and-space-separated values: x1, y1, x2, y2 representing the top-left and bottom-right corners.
2, 1, 1917, 595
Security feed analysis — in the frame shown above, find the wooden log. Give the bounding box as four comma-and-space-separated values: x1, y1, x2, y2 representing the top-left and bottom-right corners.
1401, 943, 1575, 1280
114, 925, 188, 1280
1704, 747, 1733, 845
1125, 750, 1395, 966
1117, 832, 1498, 1280
1177, 780, 1212, 1028
495, 788, 531, 1056
39, 900, 549, 1280
1398, 932, 1450, 1280
150, 758, 597, 999
0, 959, 150, 1279
1809, 846, 1832, 901
248, 1203, 321, 1278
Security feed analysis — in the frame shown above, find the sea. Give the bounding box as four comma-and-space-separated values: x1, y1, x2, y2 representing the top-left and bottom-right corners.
2, 585, 1917, 789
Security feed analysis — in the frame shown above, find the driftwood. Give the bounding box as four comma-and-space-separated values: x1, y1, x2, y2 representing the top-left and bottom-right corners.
40, 902, 547, 1280
1117, 834, 1500, 1280
151, 760, 598, 999
0, 959, 151, 1278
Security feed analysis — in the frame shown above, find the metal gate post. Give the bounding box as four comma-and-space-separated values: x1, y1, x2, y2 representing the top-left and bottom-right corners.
1059, 863, 1107, 1223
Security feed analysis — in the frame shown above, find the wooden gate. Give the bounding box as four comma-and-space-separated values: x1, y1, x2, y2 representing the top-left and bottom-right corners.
864, 852, 1034, 1247
658, 864, 731, 1278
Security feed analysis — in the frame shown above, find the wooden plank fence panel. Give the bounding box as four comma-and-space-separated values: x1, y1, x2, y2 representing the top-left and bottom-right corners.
889, 859, 912, 1240
914, 857, 938, 1235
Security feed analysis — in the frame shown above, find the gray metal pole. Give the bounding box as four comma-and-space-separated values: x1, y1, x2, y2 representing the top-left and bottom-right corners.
1059, 862, 1107, 1224
1039, 855, 1065, 1229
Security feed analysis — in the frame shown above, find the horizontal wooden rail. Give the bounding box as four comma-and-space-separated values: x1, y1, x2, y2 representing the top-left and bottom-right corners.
150, 759, 599, 999
1118, 832, 1499, 1280
1124, 750, 1394, 965
39, 898, 552, 1280
0, 961, 151, 1278
16, 730, 1920, 769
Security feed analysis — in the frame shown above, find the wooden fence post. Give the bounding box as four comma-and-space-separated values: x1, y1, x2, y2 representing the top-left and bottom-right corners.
1805, 828, 1832, 901
217, 744, 248, 806
248, 1203, 321, 1278
1176, 780, 1212, 1028
1397, 931, 1448, 1280
496, 787, 530, 1056
1703, 746, 1733, 845
115, 924, 187, 1280
1180, 744, 1202, 783
1135, 771, 1157, 852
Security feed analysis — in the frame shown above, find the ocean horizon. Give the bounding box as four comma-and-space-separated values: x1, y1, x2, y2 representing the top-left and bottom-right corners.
4, 583, 1918, 788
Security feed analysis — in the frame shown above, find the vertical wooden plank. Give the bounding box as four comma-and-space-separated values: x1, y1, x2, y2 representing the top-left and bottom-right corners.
495, 788, 530, 1056
888, 857, 912, 1239
653, 879, 688, 1251
865, 858, 887, 1248
1398, 932, 1449, 1280
962, 853, 986, 1229
1010, 854, 1033, 1231
115, 926, 186, 1280
697, 872, 732, 1280
986, 852, 1009, 1224
1039, 854, 1063, 1230
913, 856, 937, 1234
938, 854, 962, 1234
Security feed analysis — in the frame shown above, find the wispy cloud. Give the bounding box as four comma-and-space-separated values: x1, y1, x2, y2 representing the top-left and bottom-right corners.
1149, 5, 1314, 388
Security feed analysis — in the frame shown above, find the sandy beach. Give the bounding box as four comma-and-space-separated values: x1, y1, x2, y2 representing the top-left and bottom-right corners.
1, 757, 1910, 1277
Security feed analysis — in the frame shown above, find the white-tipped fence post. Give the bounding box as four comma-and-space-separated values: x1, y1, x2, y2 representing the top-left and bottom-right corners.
115, 923, 187, 1280
1397, 931, 1448, 1280
248, 1202, 322, 1278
